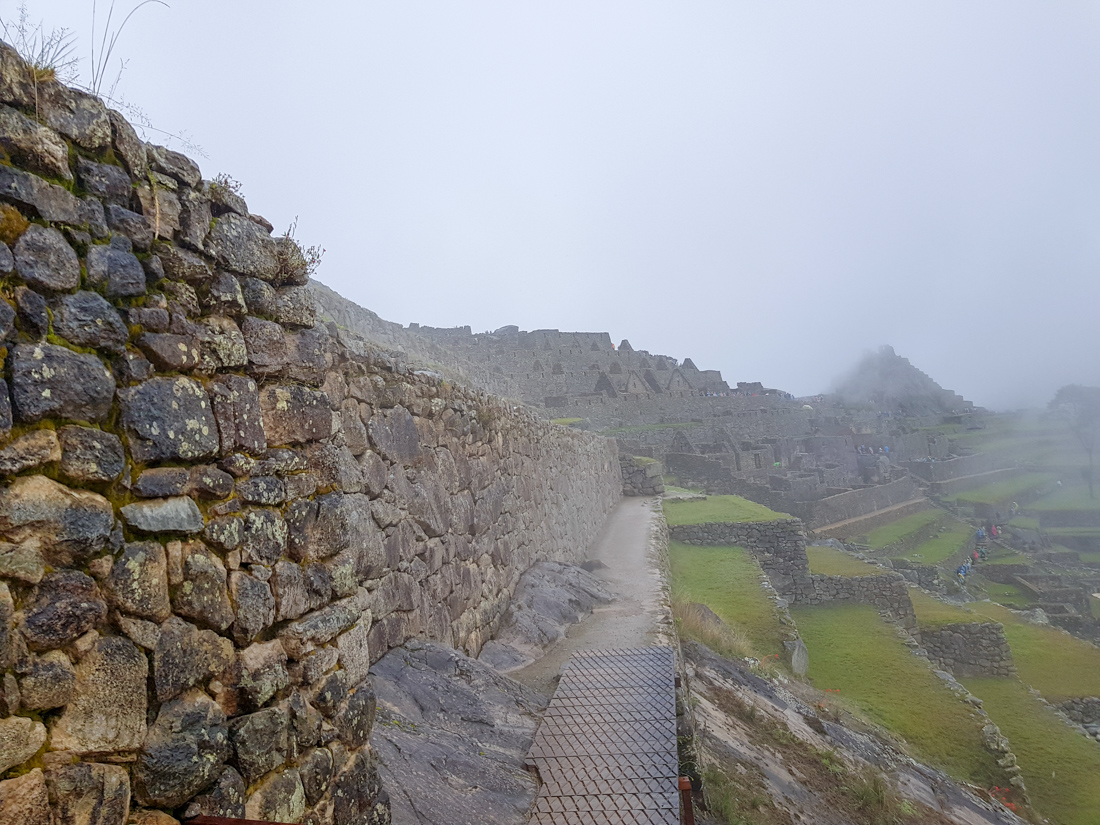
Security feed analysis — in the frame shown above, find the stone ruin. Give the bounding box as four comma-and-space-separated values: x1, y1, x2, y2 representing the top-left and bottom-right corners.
0, 42, 623, 825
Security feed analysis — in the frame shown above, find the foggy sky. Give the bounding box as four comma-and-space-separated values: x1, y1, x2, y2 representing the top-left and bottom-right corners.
21, 1, 1100, 409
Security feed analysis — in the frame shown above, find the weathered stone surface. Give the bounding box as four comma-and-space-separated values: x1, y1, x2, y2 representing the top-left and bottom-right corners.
202, 270, 247, 315
299, 747, 333, 807
0, 768, 51, 825
369, 405, 421, 465
476, 561, 612, 673
178, 767, 245, 821
13, 224, 80, 291
334, 681, 377, 748
105, 541, 172, 621
206, 213, 279, 279
111, 350, 155, 385
119, 376, 219, 462
136, 332, 201, 371
287, 492, 383, 575
38, 81, 112, 150
244, 767, 305, 823
134, 183, 181, 240
0, 427, 60, 474
155, 242, 211, 283
0, 104, 72, 180
0, 714, 47, 772
0, 580, 13, 670
337, 613, 373, 686
134, 689, 231, 808
372, 641, 543, 825
15, 284, 48, 338
172, 542, 234, 631
11, 344, 116, 423
230, 706, 288, 783
59, 426, 125, 483
341, 399, 370, 456
133, 467, 190, 498
282, 328, 329, 385
274, 285, 316, 328
240, 276, 277, 316
204, 515, 243, 552
127, 811, 180, 825
0, 539, 44, 583
230, 571, 276, 645
106, 204, 154, 251
121, 497, 204, 535
229, 639, 289, 712
209, 374, 266, 456
86, 238, 146, 298
18, 648, 76, 710
272, 560, 310, 622
153, 616, 235, 701
75, 157, 131, 205
280, 600, 360, 658
241, 316, 288, 375
236, 476, 286, 506
330, 747, 384, 825
129, 306, 170, 332
193, 315, 247, 372
53, 291, 130, 353
0, 164, 83, 223
107, 109, 148, 177
148, 144, 202, 187
177, 187, 212, 251
259, 384, 333, 446
51, 636, 147, 755
239, 509, 287, 566
82, 196, 109, 240
117, 614, 160, 651
45, 762, 131, 825
20, 570, 107, 650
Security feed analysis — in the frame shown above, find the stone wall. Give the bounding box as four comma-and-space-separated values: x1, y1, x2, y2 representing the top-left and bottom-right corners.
0, 45, 621, 825
903, 453, 998, 483
919, 623, 1016, 677
798, 478, 921, 528
668, 520, 916, 626
621, 455, 665, 496
1058, 697, 1100, 727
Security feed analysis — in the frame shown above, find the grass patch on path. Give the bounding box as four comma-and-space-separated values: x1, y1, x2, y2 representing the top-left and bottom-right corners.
664, 495, 788, 526
806, 546, 887, 577
866, 509, 939, 549
961, 677, 1100, 825
792, 603, 1000, 786
668, 542, 785, 658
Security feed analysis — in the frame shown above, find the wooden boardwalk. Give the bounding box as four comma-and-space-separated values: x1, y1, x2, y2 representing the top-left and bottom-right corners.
525, 648, 681, 825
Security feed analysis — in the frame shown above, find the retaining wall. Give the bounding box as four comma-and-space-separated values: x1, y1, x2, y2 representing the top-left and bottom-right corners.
621, 455, 665, 496
668, 520, 916, 626
0, 45, 620, 825
920, 623, 1016, 677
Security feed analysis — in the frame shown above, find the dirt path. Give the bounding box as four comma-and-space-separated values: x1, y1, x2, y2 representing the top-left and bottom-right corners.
509, 496, 670, 695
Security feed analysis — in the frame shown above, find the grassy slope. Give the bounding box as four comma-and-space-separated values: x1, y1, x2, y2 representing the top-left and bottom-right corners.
663, 495, 788, 525
792, 603, 1001, 786
898, 521, 973, 564
1030, 485, 1100, 511
865, 509, 939, 549
806, 546, 887, 577
909, 591, 1100, 701
961, 677, 1100, 825
951, 473, 1054, 506
668, 542, 785, 657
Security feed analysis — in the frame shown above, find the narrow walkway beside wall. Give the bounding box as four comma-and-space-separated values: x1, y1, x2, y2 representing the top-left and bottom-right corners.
511, 496, 671, 696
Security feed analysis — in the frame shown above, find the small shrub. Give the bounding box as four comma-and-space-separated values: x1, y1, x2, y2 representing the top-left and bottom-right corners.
277, 217, 325, 282
672, 596, 756, 661
209, 172, 244, 197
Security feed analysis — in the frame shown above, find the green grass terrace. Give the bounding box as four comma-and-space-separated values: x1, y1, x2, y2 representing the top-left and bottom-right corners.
806, 546, 887, 577
948, 473, 1054, 507
792, 603, 1002, 787
663, 494, 789, 526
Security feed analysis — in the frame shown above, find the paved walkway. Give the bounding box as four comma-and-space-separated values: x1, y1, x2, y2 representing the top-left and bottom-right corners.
511, 496, 670, 696
525, 647, 680, 825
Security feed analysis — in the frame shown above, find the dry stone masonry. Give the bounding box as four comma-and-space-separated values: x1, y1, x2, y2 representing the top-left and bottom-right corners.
669, 519, 917, 627
919, 623, 1016, 678
0, 43, 620, 825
